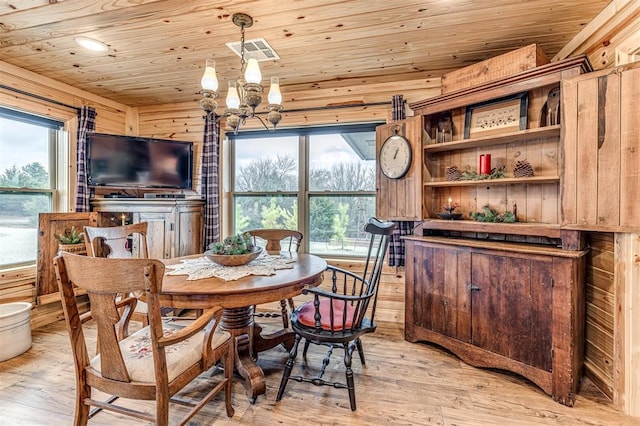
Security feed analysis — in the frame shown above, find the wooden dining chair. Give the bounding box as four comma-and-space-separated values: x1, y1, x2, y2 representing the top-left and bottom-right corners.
247, 228, 303, 329
276, 217, 395, 411
84, 222, 150, 327
53, 252, 234, 425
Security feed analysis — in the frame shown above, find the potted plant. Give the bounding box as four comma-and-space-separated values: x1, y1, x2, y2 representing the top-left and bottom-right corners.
205, 232, 261, 266
55, 226, 87, 255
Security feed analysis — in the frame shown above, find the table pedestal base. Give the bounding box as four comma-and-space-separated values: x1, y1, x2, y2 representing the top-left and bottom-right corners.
220, 306, 295, 403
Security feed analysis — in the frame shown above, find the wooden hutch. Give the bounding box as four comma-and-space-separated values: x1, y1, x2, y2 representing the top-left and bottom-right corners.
376, 53, 593, 405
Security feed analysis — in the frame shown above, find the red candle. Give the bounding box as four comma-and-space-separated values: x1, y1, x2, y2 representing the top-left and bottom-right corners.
479, 154, 492, 175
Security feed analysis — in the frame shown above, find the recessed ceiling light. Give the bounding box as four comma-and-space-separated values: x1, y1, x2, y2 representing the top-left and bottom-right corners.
74, 37, 108, 52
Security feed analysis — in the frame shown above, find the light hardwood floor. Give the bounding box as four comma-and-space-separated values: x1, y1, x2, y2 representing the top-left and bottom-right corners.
0, 319, 637, 426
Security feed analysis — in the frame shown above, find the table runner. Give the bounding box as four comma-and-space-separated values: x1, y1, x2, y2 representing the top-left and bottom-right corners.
165, 252, 296, 281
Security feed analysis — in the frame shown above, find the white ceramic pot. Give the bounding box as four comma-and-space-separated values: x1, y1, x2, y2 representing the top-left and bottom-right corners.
0, 302, 32, 361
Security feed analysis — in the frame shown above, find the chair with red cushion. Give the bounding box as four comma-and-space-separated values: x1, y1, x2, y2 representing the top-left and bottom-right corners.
276, 217, 395, 411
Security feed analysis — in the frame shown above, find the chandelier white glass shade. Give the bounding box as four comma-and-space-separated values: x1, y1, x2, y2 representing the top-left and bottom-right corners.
199, 13, 283, 134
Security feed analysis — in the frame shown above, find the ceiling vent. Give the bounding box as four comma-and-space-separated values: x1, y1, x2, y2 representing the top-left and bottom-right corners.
226, 38, 280, 62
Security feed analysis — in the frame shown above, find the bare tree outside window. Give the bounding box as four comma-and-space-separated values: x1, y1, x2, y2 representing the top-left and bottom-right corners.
232, 126, 377, 256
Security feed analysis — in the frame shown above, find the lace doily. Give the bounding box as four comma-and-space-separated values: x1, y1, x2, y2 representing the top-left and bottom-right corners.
165, 252, 296, 281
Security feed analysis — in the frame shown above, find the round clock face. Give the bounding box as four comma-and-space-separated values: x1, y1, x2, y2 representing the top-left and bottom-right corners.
379, 134, 412, 179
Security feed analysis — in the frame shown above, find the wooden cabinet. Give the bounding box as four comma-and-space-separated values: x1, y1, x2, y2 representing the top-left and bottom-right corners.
375, 117, 423, 220
405, 236, 587, 405
91, 199, 204, 259
36, 212, 98, 299
399, 55, 595, 407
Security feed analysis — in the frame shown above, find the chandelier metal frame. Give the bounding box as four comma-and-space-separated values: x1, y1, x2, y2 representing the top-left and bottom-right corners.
200, 13, 283, 134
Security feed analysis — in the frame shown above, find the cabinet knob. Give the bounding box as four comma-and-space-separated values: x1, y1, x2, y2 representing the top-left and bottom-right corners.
467, 284, 481, 291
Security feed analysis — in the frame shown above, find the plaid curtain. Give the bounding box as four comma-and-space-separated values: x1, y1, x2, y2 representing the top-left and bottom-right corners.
201, 112, 220, 249
74, 106, 96, 212
388, 220, 414, 267
392, 94, 405, 121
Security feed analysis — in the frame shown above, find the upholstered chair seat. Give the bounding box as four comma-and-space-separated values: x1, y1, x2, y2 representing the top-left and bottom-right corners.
90, 324, 230, 383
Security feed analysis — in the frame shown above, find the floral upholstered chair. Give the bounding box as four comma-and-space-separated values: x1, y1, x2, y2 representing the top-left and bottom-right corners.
54, 252, 234, 425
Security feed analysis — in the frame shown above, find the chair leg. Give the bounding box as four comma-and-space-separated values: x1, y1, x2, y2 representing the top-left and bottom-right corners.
277, 333, 302, 402
155, 389, 170, 426
302, 338, 310, 357
75, 382, 91, 426
224, 343, 235, 418
345, 343, 357, 411
279, 299, 290, 329
355, 337, 366, 365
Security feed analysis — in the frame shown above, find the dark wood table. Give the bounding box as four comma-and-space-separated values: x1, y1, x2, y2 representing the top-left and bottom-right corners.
160, 252, 327, 402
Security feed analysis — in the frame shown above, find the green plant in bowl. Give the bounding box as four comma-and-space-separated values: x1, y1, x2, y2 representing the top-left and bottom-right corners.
206, 232, 261, 266
208, 232, 255, 255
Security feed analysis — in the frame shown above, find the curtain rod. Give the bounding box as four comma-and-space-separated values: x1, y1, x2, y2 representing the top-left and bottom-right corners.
0, 84, 80, 112
1, 84, 398, 116
1, 84, 399, 116
284, 100, 392, 113
253, 100, 395, 115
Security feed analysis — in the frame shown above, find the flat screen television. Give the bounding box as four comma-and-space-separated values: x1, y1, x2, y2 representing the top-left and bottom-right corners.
87, 133, 193, 189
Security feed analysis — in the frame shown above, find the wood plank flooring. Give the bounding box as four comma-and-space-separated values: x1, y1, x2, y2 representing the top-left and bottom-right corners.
0, 320, 637, 425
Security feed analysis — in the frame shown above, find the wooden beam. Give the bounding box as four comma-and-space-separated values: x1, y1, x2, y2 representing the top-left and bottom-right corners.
553, 0, 640, 62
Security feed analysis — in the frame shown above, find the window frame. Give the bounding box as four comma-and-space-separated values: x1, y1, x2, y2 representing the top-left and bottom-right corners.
0, 107, 65, 269
228, 122, 380, 257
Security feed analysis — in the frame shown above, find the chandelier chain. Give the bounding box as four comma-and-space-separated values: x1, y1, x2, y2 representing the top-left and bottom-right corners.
240, 23, 246, 74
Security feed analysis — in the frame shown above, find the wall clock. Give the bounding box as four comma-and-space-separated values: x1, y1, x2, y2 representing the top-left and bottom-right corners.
379, 134, 412, 179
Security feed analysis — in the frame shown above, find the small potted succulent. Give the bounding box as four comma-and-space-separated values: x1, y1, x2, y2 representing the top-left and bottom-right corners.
55, 226, 87, 254
205, 232, 261, 266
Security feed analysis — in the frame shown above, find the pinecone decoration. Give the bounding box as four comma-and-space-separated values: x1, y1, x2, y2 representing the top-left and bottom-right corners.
446, 165, 462, 181
513, 159, 534, 178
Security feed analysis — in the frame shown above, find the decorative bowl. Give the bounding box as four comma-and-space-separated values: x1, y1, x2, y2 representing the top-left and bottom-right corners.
438, 213, 463, 220
204, 247, 262, 266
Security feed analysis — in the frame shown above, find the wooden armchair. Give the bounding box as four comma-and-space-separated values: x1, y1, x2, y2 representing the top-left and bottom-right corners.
53, 252, 234, 425
247, 229, 303, 329
276, 217, 394, 411
84, 222, 150, 327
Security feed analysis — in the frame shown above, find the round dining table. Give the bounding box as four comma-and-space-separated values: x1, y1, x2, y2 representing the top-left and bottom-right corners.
160, 252, 327, 402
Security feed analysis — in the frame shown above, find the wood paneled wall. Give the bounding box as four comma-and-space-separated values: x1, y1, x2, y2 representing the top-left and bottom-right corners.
585, 232, 615, 399
137, 77, 441, 191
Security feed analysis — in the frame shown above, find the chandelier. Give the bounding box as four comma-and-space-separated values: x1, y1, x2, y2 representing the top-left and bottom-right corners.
199, 13, 283, 134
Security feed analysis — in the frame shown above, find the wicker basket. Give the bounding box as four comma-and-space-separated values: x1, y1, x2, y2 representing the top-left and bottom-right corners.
58, 243, 87, 255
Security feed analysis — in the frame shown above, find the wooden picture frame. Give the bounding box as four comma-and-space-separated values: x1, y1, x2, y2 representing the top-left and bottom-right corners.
464, 92, 528, 139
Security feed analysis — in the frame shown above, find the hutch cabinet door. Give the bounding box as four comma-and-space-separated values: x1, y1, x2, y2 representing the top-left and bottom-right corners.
133, 211, 174, 259
562, 61, 640, 231
470, 252, 553, 372
375, 117, 422, 221
175, 203, 204, 255
406, 242, 471, 342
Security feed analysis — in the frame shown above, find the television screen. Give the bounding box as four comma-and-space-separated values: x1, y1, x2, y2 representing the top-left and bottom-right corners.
87, 133, 193, 189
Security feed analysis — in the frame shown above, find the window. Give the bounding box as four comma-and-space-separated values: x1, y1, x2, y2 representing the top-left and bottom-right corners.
231, 124, 378, 257
0, 108, 63, 268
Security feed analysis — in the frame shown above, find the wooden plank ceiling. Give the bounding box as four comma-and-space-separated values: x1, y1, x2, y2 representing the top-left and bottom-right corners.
0, 0, 612, 107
